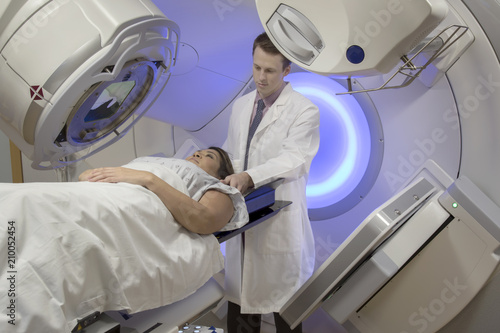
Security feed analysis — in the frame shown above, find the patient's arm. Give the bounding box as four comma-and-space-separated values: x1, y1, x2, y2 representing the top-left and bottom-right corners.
82, 167, 233, 234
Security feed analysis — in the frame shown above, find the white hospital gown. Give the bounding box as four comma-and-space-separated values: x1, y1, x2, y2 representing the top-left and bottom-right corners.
123, 157, 248, 231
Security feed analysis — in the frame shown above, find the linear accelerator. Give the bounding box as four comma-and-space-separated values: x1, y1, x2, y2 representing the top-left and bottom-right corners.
1, 0, 500, 332
0, 0, 179, 169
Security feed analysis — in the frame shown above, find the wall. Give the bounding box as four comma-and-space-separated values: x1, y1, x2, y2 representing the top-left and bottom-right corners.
0, 131, 12, 183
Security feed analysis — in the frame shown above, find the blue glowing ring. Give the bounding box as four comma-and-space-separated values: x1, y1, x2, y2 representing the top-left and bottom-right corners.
287, 72, 372, 210
299, 86, 358, 197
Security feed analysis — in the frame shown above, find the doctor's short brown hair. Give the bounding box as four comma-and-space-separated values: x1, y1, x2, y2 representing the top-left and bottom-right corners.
252, 32, 292, 71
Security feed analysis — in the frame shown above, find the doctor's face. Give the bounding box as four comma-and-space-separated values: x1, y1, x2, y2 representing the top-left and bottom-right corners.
252, 46, 291, 99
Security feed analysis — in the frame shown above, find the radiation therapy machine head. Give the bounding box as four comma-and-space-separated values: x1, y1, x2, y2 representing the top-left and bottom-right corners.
0, 0, 179, 169
255, 0, 449, 77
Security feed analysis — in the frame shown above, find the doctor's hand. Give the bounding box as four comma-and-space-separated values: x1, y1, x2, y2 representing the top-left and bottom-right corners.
222, 172, 254, 194
80, 167, 155, 188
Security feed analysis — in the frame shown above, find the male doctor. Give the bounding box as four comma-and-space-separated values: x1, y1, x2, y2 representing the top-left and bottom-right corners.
222, 32, 320, 333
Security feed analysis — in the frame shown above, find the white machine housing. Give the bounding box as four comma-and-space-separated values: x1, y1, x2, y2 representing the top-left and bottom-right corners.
255, 0, 449, 77
281, 161, 500, 332
0, 0, 179, 169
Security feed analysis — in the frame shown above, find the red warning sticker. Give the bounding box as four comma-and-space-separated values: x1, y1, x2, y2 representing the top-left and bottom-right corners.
30, 85, 44, 100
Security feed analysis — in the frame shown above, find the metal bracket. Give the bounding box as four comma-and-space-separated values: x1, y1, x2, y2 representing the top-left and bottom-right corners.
338, 25, 470, 95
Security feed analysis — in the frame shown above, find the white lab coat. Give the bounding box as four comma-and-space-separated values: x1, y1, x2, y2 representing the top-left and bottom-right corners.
223, 83, 320, 313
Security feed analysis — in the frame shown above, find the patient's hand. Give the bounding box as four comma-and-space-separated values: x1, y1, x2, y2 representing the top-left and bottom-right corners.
84, 167, 155, 188
78, 169, 93, 181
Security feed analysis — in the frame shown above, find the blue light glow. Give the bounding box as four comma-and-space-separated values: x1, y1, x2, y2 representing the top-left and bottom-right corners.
287, 72, 371, 209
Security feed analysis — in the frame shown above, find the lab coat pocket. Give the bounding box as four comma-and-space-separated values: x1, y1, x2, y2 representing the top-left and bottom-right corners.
257, 209, 301, 255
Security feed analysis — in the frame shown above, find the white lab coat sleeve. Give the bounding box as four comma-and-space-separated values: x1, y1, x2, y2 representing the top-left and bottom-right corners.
246, 102, 320, 189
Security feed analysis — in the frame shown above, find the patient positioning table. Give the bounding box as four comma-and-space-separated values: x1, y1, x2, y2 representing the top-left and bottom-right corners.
75, 180, 290, 333
215, 178, 289, 243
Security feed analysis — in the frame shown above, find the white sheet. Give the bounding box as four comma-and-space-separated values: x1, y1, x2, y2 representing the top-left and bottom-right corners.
0, 168, 226, 333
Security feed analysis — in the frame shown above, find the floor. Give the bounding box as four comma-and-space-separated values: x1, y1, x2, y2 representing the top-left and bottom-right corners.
194, 304, 348, 333
191, 273, 348, 333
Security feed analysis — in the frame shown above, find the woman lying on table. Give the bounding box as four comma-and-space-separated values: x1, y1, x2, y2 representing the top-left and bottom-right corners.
79, 146, 247, 234
0, 147, 248, 333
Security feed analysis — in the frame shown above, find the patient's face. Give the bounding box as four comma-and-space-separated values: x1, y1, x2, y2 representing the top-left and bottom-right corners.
186, 149, 222, 178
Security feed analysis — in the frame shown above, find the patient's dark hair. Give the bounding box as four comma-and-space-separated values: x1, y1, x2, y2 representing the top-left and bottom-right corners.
209, 146, 234, 179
